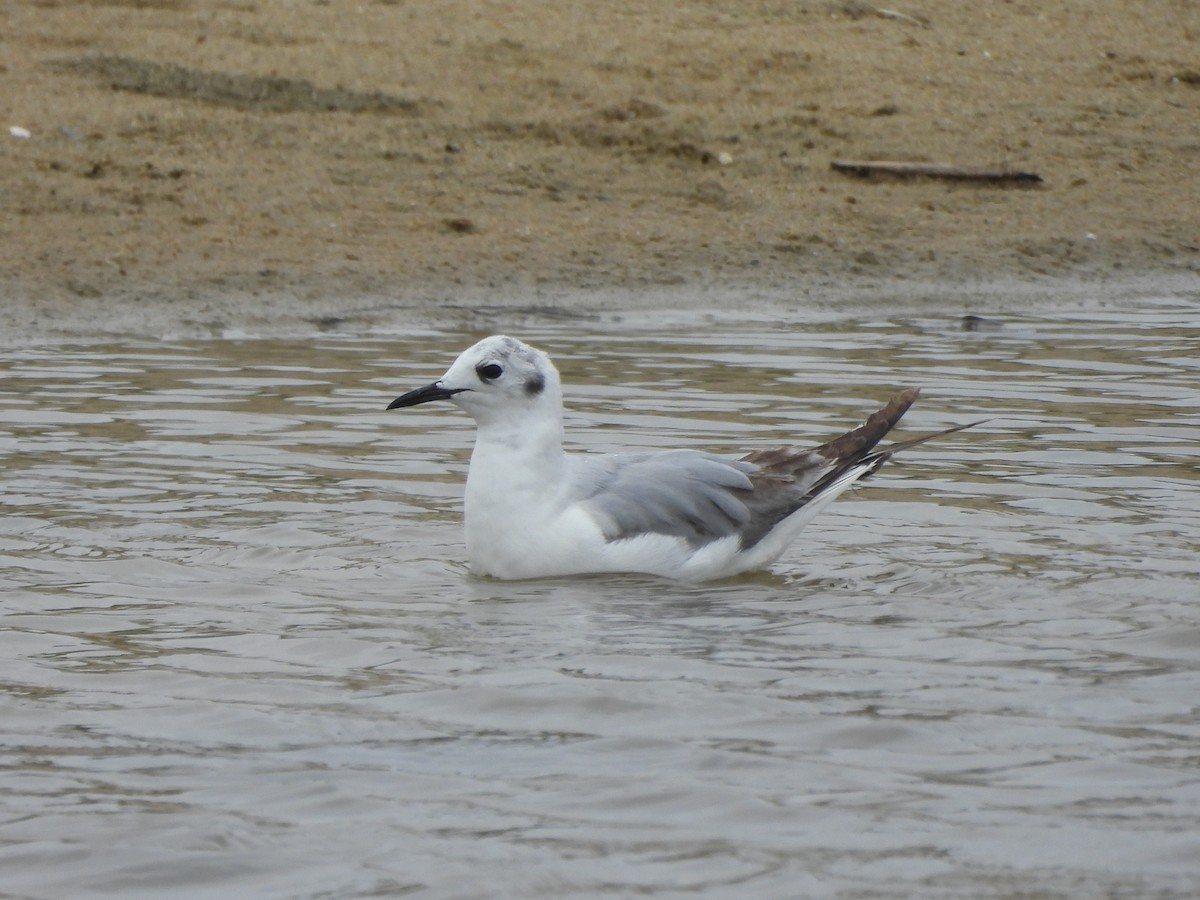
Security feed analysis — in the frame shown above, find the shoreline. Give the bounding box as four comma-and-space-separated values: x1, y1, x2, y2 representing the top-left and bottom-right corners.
3, 0, 1197, 343
3, 270, 1195, 345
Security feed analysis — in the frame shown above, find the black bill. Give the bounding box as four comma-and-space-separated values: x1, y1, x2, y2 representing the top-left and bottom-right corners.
386, 382, 464, 409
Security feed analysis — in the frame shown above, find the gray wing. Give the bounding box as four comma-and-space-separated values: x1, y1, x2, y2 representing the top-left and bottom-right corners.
571, 389, 969, 550
572, 450, 758, 547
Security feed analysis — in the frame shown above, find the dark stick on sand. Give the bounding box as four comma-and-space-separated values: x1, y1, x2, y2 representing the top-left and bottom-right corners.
831, 160, 1043, 184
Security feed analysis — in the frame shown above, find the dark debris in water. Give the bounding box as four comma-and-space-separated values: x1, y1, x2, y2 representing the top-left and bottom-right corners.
54, 55, 426, 115
961, 314, 1005, 332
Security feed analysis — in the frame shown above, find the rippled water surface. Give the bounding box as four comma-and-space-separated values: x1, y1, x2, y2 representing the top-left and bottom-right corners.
3, 300, 1199, 898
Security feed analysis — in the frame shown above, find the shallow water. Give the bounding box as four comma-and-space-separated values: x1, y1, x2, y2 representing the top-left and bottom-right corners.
2, 300, 1199, 898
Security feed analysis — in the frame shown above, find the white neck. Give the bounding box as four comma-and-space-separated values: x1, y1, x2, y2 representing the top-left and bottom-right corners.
465, 402, 566, 505
463, 405, 571, 573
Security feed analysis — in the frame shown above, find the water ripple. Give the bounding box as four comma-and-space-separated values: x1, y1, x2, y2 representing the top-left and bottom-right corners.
2, 301, 1199, 897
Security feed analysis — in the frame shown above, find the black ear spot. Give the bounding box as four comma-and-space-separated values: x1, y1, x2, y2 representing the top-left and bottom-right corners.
525, 373, 545, 396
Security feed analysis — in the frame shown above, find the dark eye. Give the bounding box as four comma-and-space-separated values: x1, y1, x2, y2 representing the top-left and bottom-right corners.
476, 363, 503, 382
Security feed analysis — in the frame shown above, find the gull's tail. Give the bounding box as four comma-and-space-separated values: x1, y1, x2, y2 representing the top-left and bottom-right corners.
815, 387, 981, 482
735, 389, 981, 550
808, 386, 922, 468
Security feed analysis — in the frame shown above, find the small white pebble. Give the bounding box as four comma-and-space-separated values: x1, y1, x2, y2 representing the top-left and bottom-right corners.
1084, 232, 1097, 241
9, 125, 32, 139
717, 151, 733, 166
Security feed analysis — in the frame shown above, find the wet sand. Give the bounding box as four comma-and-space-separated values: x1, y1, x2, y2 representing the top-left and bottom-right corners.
2, 1, 1198, 337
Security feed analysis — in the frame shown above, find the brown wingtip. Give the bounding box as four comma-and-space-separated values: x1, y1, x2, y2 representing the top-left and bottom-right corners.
873, 418, 987, 460
738, 388, 977, 479
810, 387, 921, 463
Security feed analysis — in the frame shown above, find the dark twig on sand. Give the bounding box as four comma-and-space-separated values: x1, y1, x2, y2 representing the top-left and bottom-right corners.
831, 160, 1043, 184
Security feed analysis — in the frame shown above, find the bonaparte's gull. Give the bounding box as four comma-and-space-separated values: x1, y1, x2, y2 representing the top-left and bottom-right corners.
388, 335, 975, 581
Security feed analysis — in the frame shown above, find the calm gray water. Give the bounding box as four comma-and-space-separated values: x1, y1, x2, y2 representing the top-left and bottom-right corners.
2, 300, 1199, 898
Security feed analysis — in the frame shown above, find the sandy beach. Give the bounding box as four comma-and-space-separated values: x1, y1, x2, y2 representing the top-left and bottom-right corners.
2, 0, 1197, 337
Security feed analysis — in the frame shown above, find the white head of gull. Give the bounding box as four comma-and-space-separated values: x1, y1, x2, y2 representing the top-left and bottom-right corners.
388, 335, 974, 581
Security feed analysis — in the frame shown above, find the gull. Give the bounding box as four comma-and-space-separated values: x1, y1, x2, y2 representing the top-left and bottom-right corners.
388, 335, 974, 581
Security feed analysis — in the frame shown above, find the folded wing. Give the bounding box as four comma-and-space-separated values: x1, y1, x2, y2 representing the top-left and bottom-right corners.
576, 388, 971, 550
